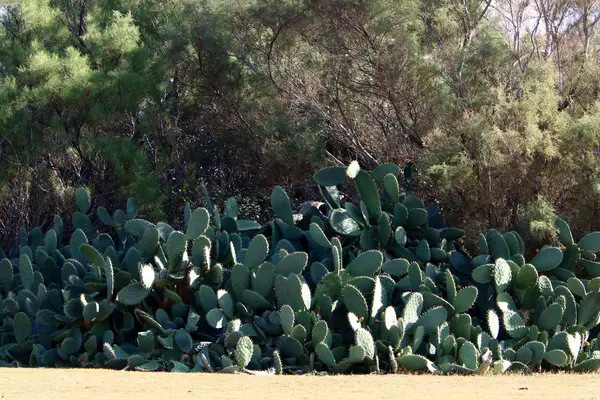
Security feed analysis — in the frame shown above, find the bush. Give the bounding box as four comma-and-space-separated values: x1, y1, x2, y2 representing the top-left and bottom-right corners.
1, 162, 600, 374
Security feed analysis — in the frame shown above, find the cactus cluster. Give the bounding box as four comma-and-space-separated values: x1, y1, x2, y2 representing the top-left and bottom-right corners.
1, 162, 600, 374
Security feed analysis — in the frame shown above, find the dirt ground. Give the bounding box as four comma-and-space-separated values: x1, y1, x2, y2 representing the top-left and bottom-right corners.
0, 368, 597, 400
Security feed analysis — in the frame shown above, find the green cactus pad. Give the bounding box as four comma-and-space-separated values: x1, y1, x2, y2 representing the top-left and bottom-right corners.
96, 207, 114, 226
0, 258, 13, 292
166, 231, 187, 270
347, 345, 366, 363
471, 264, 492, 284
458, 341, 478, 370
355, 327, 375, 359
407, 208, 428, 227
126, 197, 139, 219
440, 228, 465, 241
13, 312, 31, 344
60, 337, 80, 355
487, 309, 500, 339
275, 273, 311, 312
524, 341, 545, 365
493, 258, 512, 292
191, 236, 210, 267
116, 281, 150, 305
416, 240, 431, 262
573, 358, 600, 372
402, 292, 424, 327
578, 232, 600, 252
530, 247, 563, 272
450, 313, 472, 340
590, 277, 600, 292
567, 333, 581, 358
446, 271, 457, 304
245, 234, 269, 270
382, 259, 409, 277
371, 163, 400, 183
275, 252, 308, 275
342, 284, 368, 320
515, 263, 538, 290
370, 277, 386, 319
134, 309, 166, 335
309, 223, 332, 249
184, 208, 210, 240
516, 346, 532, 364
271, 186, 294, 226
346, 312, 361, 332
332, 239, 343, 270
311, 320, 328, 347
553, 287, 577, 326
538, 303, 564, 331
442, 335, 456, 355
394, 226, 407, 246
235, 336, 254, 368
83, 335, 98, 355
82, 301, 100, 322
397, 354, 430, 371
174, 330, 193, 353
330, 209, 362, 237
345, 250, 383, 277
231, 264, 250, 299
580, 259, 600, 277
567, 277, 586, 298
252, 262, 275, 298
355, 170, 382, 219
538, 275, 554, 298
311, 262, 329, 284
383, 173, 400, 203
215, 289, 233, 319
278, 335, 304, 358
577, 292, 600, 326
454, 286, 478, 313
408, 261, 422, 290
544, 349, 568, 366
206, 308, 228, 329
19, 254, 34, 292
197, 285, 218, 312
140, 228, 159, 259
79, 244, 105, 267
272, 350, 283, 374
414, 306, 448, 335
502, 310, 527, 339
313, 166, 348, 187
315, 342, 337, 368
487, 230, 510, 260
75, 187, 91, 214
555, 217, 574, 246
241, 289, 272, 310
503, 232, 520, 256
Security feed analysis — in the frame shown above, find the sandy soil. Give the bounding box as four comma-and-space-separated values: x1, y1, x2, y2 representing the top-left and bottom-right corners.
0, 369, 597, 400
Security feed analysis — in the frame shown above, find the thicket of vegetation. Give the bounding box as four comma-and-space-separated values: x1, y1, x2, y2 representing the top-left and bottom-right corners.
1, 0, 600, 252
1, 163, 600, 373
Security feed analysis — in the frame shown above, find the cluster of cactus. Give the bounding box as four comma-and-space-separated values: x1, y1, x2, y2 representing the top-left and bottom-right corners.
1, 161, 600, 374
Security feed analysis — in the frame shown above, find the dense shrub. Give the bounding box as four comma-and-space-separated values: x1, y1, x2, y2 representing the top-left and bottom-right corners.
1, 163, 600, 374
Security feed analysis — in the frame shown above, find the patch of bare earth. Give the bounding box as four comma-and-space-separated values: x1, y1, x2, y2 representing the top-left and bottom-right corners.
0, 369, 597, 400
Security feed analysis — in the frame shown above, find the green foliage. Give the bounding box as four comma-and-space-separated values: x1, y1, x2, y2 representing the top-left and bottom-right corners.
1, 163, 600, 376
518, 197, 559, 245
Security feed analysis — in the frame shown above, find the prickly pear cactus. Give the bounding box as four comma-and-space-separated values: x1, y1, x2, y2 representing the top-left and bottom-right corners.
1, 162, 600, 375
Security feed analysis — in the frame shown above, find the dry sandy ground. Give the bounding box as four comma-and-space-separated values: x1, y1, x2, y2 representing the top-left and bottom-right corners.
0, 369, 597, 400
